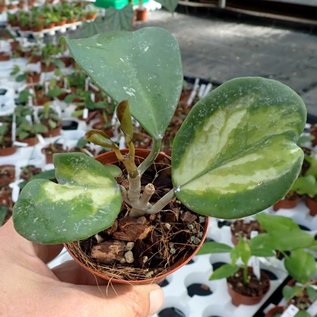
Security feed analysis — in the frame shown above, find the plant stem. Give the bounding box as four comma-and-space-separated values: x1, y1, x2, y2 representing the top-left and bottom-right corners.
127, 173, 141, 203
129, 184, 155, 217
243, 266, 249, 285
147, 188, 175, 215
138, 138, 162, 176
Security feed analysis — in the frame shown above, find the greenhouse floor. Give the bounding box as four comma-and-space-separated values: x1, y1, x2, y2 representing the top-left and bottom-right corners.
143, 10, 317, 122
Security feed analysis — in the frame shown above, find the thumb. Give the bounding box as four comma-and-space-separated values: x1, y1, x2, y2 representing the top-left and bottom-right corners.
68, 283, 164, 317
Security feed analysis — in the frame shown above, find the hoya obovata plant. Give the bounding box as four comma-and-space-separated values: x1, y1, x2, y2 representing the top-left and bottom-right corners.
13, 28, 306, 251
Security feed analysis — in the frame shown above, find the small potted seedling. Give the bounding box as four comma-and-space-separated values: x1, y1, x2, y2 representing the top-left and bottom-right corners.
253, 213, 317, 316
198, 236, 272, 306
37, 103, 61, 138
0, 121, 16, 156
13, 27, 307, 284
293, 152, 317, 216
200, 213, 317, 307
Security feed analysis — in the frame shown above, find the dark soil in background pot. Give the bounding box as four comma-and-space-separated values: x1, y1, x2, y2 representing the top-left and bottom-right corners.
66, 153, 207, 282
228, 267, 270, 298
231, 219, 264, 244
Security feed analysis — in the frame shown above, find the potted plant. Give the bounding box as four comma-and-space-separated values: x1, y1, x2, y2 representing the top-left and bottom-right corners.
0, 164, 15, 186
15, 106, 47, 145
253, 213, 317, 315
135, 0, 148, 22
197, 236, 272, 306
41, 141, 68, 164
0, 121, 16, 156
20, 165, 42, 182
13, 28, 307, 284
37, 103, 62, 138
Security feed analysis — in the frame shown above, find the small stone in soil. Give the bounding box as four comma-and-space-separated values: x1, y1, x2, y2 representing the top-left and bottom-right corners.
126, 242, 135, 251
124, 251, 134, 263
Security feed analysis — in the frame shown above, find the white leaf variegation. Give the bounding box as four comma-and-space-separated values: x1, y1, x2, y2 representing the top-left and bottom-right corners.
13, 153, 122, 244
172, 77, 306, 219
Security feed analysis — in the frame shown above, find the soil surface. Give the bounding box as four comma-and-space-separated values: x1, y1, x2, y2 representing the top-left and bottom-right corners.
231, 219, 264, 241
227, 267, 270, 297
67, 154, 206, 281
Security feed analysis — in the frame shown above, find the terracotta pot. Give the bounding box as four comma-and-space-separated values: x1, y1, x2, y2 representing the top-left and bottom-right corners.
227, 268, 270, 306
264, 305, 285, 317
305, 196, 317, 216
28, 55, 41, 64
0, 146, 17, 157
41, 144, 66, 164
135, 8, 148, 22
31, 25, 44, 32
42, 126, 61, 138
41, 62, 56, 73
86, 13, 97, 20
0, 5, 6, 13
26, 72, 40, 84
0, 164, 16, 186
17, 136, 38, 146
60, 56, 74, 68
65, 149, 209, 285
0, 53, 10, 61
273, 196, 301, 211
0, 186, 13, 207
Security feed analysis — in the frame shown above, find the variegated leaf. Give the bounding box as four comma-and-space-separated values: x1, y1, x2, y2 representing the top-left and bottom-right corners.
13, 153, 122, 244
172, 77, 306, 219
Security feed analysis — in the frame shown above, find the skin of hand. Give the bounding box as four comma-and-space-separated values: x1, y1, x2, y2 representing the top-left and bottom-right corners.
0, 218, 164, 317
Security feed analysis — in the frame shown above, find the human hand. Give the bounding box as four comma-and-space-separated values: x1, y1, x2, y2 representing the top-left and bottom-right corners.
0, 218, 164, 317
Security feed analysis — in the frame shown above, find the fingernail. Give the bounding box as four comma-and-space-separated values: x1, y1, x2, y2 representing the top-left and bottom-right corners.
149, 287, 164, 315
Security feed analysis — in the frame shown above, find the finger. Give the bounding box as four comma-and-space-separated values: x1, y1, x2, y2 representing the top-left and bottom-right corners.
0, 218, 34, 253
53, 260, 106, 285
33, 243, 64, 263
66, 283, 164, 317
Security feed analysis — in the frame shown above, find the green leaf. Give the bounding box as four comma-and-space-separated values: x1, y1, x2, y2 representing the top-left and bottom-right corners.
209, 263, 239, 280
104, 5, 134, 31
13, 153, 122, 244
197, 241, 232, 255
285, 249, 316, 283
85, 130, 118, 150
249, 234, 276, 257
295, 312, 311, 317
306, 286, 317, 302
66, 27, 183, 140
282, 285, 303, 301
156, 0, 178, 11
235, 239, 251, 265
117, 100, 133, 142
256, 213, 299, 232
292, 175, 317, 197
172, 77, 306, 218
0, 205, 8, 225
16, 73, 26, 82
305, 156, 317, 178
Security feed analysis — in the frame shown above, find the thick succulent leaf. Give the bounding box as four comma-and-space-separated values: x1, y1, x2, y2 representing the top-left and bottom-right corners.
66, 27, 183, 140
104, 5, 134, 31
155, 0, 178, 12
13, 153, 122, 244
172, 77, 306, 219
